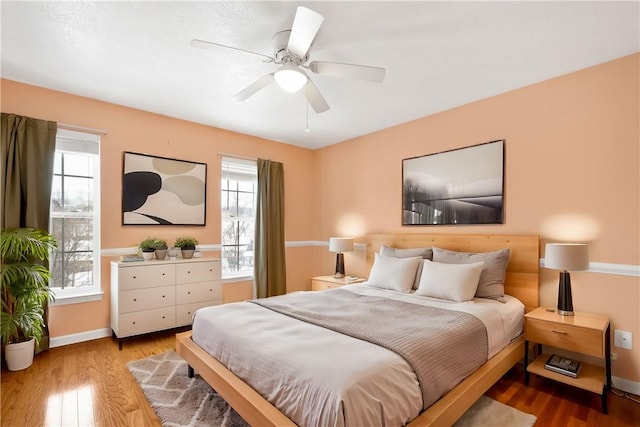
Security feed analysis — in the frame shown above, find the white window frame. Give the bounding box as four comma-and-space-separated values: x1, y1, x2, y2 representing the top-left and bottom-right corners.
49, 129, 102, 305
221, 157, 257, 279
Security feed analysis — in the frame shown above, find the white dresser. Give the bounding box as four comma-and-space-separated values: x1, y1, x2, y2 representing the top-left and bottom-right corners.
110, 257, 222, 348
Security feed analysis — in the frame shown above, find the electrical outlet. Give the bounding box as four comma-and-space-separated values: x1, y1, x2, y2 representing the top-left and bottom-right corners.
611, 352, 617, 361
614, 329, 632, 350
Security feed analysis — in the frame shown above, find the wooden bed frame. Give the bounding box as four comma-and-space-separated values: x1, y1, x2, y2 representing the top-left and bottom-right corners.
176, 233, 539, 426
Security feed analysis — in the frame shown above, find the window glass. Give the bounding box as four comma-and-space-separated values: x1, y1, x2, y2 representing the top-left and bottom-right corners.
221, 157, 256, 278
49, 129, 100, 298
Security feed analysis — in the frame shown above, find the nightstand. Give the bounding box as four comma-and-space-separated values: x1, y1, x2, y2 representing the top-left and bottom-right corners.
524, 306, 611, 414
311, 275, 365, 291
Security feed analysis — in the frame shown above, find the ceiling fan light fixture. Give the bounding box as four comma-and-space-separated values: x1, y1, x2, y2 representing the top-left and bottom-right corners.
274, 65, 307, 92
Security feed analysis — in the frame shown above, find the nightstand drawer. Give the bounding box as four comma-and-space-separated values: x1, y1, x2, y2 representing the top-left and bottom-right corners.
526, 318, 604, 357
311, 280, 342, 291
311, 276, 365, 291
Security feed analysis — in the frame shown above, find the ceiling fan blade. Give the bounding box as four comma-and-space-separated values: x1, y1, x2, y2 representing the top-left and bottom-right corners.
232, 73, 275, 102
309, 61, 386, 83
190, 39, 275, 63
304, 79, 330, 113
287, 7, 324, 57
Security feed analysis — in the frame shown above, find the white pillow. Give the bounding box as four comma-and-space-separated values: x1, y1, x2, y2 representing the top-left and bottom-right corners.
415, 260, 485, 302
379, 245, 433, 289
432, 247, 510, 299
367, 253, 422, 293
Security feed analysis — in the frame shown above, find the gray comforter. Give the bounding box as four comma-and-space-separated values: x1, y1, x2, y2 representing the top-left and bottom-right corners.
192, 285, 520, 426
251, 288, 488, 409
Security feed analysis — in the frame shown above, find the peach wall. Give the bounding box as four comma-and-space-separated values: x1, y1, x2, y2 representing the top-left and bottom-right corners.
1, 53, 638, 383
311, 54, 640, 382
1, 79, 316, 336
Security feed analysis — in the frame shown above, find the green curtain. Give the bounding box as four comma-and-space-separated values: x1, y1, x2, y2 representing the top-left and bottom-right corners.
1, 113, 57, 352
254, 159, 286, 298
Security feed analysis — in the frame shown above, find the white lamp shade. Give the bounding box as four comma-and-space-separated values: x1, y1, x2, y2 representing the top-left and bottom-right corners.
274, 65, 307, 92
544, 243, 589, 271
328, 237, 354, 253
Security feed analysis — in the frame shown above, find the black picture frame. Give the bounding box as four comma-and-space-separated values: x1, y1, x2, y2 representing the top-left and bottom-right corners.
402, 140, 505, 225
122, 151, 207, 226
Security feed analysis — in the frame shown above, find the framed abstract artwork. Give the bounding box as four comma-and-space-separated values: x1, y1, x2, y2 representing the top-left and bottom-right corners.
122, 151, 207, 225
402, 140, 504, 225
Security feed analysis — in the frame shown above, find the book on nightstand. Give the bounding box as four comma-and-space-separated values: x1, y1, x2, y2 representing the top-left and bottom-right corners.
545, 354, 582, 378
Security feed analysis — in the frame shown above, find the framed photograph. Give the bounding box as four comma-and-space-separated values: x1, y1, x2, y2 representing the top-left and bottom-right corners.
122, 151, 207, 225
402, 140, 504, 225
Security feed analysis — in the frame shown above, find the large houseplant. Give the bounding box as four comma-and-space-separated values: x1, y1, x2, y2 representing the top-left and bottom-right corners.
0, 228, 57, 370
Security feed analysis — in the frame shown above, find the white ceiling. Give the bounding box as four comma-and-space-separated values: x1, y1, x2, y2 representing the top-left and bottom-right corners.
2, 1, 638, 149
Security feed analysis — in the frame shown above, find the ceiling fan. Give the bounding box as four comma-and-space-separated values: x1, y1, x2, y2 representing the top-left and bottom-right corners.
191, 6, 385, 113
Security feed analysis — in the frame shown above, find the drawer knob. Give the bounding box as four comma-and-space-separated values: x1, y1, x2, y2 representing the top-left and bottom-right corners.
209, 289, 212, 292
162, 316, 165, 319
133, 298, 137, 302
133, 276, 137, 279
188, 291, 191, 295
187, 271, 191, 274
162, 295, 165, 298
132, 321, 136, 324
162, 273, 165, 276
552, 329, 568, 334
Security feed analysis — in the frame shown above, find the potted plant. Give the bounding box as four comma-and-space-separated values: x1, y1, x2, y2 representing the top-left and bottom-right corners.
152, 238, 168, 260
0, 228, 57, 371
138, 237, 157, 260
174, 236, 199, 259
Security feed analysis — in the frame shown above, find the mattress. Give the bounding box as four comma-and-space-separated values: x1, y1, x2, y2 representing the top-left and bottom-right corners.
191, 284, 524, 427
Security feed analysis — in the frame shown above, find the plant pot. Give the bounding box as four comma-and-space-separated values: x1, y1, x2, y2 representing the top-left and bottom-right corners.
5, 338, 35, 371
181, 249, 195, 259
142, 250, 155, 261
154, 249, 167, 260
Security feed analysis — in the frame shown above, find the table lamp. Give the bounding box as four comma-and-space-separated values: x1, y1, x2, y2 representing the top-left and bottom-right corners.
329, 237, 354, 279
544, 243, 589, 316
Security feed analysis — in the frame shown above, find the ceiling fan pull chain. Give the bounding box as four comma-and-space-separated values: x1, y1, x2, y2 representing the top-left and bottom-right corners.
305, 84, 310, 133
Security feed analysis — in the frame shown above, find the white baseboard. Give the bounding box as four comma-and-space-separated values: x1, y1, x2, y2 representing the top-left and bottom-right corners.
50, 328, 112, 348
612, 375, 640, 395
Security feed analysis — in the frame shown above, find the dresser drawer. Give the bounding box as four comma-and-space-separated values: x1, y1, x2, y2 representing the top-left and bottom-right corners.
176, 282, 222, 305
176, 261, 221, 284
118, 264, 174, 290
119, 286, 175, 313
526, 318, 604, 357
117, 307, 176, 337
176, 301, 222, 326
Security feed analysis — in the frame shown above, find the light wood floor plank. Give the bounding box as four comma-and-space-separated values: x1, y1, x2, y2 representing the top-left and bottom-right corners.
2, 329, 638, 426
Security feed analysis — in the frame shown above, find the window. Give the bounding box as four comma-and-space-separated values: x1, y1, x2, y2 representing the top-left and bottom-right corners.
221, 157, 256, 278
49, 129, 101, 302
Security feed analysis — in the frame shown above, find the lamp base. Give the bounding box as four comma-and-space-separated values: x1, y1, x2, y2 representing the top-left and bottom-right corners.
334, 253, 345, 279
557, 271, 574, 316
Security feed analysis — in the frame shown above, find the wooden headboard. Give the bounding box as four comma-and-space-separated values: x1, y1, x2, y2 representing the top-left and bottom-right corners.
366, 233, 540, 312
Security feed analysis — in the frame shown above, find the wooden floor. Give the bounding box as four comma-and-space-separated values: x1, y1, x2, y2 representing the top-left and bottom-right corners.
2, 329, 638, 426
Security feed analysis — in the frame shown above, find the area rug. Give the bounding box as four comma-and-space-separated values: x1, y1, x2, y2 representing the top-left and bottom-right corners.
128, 351, 536, 427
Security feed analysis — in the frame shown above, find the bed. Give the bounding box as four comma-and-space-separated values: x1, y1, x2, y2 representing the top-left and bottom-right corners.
176, 233, 539, 426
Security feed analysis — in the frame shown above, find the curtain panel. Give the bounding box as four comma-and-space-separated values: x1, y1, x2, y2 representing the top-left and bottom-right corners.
1, 112, 57, 352
254, 159, 286, 298
1, 113, 57, 230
